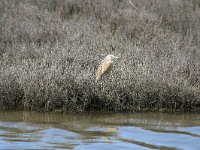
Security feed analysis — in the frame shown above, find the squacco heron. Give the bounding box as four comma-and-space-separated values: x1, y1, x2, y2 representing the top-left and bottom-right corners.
95, 55, 119, 82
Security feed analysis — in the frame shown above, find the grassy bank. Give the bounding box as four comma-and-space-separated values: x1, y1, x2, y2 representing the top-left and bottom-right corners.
0, 0, 200, 112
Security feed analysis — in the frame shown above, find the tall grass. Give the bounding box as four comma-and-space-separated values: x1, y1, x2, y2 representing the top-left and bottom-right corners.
0, 0, 200, 112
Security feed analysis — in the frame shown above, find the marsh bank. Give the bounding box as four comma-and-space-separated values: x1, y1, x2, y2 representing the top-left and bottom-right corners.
0, 0, 200, 112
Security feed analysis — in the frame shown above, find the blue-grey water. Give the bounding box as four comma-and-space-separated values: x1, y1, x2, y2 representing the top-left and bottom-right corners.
0, 111, 200, 150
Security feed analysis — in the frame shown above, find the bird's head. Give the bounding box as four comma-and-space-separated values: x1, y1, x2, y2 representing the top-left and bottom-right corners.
105, 54, 120, 61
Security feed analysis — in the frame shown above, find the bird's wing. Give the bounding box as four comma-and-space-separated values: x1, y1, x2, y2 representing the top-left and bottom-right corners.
101, 61, 112, 73
96, 61, 112, 81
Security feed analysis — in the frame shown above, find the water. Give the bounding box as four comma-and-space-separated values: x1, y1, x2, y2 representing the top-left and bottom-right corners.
0, 111, 200, 150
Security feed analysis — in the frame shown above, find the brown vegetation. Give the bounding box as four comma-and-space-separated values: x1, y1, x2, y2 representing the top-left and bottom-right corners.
0, 0, 200, 112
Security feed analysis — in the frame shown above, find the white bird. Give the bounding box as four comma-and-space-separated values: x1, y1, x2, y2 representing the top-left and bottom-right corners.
95, 55, 119, 82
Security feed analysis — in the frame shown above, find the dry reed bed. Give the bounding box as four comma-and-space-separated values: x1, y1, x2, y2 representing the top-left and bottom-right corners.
0, 0, 200, 112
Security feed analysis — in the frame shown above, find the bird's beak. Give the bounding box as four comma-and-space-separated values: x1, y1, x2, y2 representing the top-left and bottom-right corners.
114, 56, 120, 59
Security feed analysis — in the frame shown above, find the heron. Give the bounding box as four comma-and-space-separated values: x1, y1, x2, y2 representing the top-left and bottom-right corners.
95, 54, 119, 82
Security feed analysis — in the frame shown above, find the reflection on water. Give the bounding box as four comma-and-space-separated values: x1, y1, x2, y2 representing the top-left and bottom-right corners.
0, 111, 200, 150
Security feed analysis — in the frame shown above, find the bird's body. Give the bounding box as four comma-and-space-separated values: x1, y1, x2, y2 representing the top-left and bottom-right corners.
95, 55, 119, 82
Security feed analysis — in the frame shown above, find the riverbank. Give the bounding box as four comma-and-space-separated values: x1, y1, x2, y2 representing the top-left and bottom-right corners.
0, 0, 200, 112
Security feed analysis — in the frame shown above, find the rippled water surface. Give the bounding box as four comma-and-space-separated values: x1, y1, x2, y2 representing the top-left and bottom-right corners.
0, 111, 200, 150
